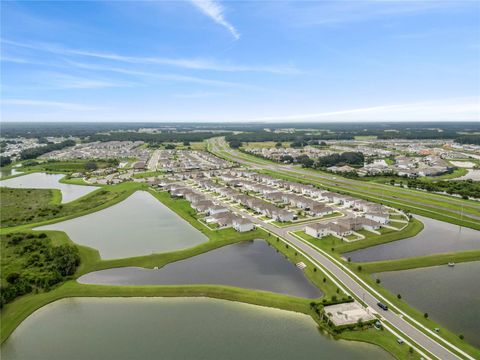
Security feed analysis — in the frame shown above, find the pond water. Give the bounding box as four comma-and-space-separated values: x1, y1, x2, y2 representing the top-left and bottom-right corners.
36, 191, 208, 259
345, 215, 480, 262
0, 172, 97, 203
376, 261, 480, 348
1, 297, 391, 360
79, 240, 322, 298
0, 168, 22, 178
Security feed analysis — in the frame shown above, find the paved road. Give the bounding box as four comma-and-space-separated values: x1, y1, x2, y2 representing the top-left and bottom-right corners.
191, 183, 470, 360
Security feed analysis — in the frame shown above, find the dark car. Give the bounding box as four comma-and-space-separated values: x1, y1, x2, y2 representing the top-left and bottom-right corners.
377, 302, 388, 311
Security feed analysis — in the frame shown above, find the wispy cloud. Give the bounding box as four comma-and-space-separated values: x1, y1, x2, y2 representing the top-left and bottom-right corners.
172, 91, 227, 98
3, 39, 299, 74
250, 97, 480, 122
1, 99, 104, 111
46, 73, 135, 89
65, 61, 252, 88
281, 1, 470, 27
190, 0, 240, 40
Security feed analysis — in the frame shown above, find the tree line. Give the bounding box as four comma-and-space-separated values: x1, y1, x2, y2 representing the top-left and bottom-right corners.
19, 140, 76, 160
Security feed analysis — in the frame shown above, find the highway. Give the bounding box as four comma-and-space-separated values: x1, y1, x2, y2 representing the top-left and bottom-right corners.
207, 137, 480, 226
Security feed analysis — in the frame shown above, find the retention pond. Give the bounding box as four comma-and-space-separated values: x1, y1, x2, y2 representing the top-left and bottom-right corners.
1, 297, 391, 360
344, 215, 480, 262
36, 191, 208, 259
376, 261, 480, 348
79, 239, 322, 298
0, 172, 97, 203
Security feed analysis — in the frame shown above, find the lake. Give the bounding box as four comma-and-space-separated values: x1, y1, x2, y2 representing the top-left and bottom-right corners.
0, 172, 97, 203
376, 261, 480, 348
79, 240, 322, 298
1, 297, 391, 360
36, 191, 208, 259
344, 215, 480, 262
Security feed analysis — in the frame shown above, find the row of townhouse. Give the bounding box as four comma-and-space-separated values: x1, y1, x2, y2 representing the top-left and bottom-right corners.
305, 216, 384, 239
164, 184, 254, 232
216, 169, 391, 221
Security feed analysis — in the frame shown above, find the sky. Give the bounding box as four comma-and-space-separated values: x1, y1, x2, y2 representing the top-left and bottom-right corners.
1, 0, 479, 122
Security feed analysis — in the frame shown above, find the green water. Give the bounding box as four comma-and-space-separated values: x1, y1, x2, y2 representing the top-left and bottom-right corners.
377, 261, 480, 348
1, 298, 391, 360
36, 191, 208, 259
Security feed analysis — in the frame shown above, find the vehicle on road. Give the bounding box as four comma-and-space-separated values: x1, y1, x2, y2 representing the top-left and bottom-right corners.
377, 302, 389, 311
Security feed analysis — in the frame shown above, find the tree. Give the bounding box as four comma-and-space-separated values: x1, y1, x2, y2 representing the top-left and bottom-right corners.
228, 140, 242, 149
85, 161, 98, 171
6, 273, 20, 284
165, 144, 176, 150
275, 142, 282, 148
397, 294, 402, 299
424, 312, 429, 319
376, 278, 381, 284
0, 156, 12, 167
183, 141, 190, 146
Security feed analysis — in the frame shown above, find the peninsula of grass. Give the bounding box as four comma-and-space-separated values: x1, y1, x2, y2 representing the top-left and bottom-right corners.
359, 250, 480, 273
0, 182, 146, 230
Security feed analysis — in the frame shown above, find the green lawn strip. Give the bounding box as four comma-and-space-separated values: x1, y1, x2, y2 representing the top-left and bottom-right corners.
350, 267, 480, 359
340, 328, 422, 360
260, 169, 480, 230
359, 250, 480, 273
293, 218, 423, 254
0, 281, 310, 345
58, 176, 92, 186
0, 182, 146, 231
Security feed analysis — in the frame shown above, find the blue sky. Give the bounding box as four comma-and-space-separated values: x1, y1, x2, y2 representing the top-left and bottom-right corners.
1, 0, 479, 122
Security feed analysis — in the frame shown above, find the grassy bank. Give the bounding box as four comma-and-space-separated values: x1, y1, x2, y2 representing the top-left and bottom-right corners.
0, 182, 145, 231
360, 250, 480, 273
